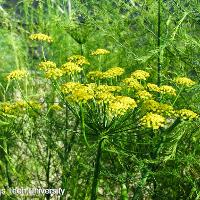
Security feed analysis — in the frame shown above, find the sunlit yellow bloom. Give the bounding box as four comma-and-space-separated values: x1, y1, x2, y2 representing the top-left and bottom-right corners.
45, 68, 63, 79
95, 92, 115, 104
70, 85, 94, 103
147, 83, 160, 92
61, 62, 83, 74
0, 102, 15, 114
158, 104, 175, 116
159, 85, 176, 96
123, 78, 144, 90
175, 77, 195, 87
91, 48, 110, 56
109, 96, 137, 117
0, 101, 26, 114
96, 85, 122, 93
61, 82, 82, 94
140, 112, 166, 130
178, 109, 198, 120
61, 82, 94, 103
38, 61, 56, 71
0, 100, 42, 115
143, 100, 160, 112
87, 71, 104, 80
103, 67, 124, 78
136, 90, 153, 100
67, 55, 90, 66
29, 33, 53, 43
131, 70, 150, 80
7, 69, 28, 80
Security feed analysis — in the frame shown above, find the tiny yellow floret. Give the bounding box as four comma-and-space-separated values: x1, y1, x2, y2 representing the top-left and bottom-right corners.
175, 77, 195, 87
91, 48, 110, 56
7, 69, 28, 80
140, 112, 166, 130
29, 33, 53, 43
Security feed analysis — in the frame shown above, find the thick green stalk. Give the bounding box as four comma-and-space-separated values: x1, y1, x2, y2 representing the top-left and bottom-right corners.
80, 103, 90, 147
90, 137, 106, 200
157, 0, 161, 87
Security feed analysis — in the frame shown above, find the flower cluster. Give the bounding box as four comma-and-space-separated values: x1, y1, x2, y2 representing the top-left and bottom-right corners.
0, 100, 42, 115
45, 68, 63, 79
103, 67, 125, 78
147, 83, 160, 92
61, 62, 83, 74
95, 85, 122, 93
0, 101, 26, 114
61, 82, 82, 94
140, 112, 166, 130
91, 48, 110, 56
178, 109, 198, 120
87, 67, 124, 80
38, 61, 56, 71
61, 82, 94, 103
87, 71, 104, 80
136, 90, 152, 100
92, 84, 121, 104
109, 96, 137, 117
38, 61, 63, 79
123, 78, 144, 91
7, 69, 28, 80
67, 55, 90, 66
159, 85, 176, 96
175, 77, 195, 87
131, 70, 150, 80
143, 100, 175, 117
29, 33, 53, 43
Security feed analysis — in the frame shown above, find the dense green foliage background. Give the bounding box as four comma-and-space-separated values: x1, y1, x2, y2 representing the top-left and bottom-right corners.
0, 0, 200, 199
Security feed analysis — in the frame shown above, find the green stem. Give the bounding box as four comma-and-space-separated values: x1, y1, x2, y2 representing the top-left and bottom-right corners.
157, 0, 161, 87
80, 103, 90, 147
172, 87, 183, 106
90, 137, 106, 200
41, 45, 46, 61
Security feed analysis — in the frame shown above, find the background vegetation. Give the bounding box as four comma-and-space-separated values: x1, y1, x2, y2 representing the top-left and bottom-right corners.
0, 0, 200, 199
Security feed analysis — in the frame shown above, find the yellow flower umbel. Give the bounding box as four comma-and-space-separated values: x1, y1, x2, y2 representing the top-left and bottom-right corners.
136, 90, 153, 100
175, 77, 195, 87
61, 82, 94, 103
61, 62, 83, 74
147, 83, 160, 92
103, 67, 125, 78
158, 104, 175, 117
95, 85, 122, 93
109, 96, 137, 117
123, 78, 144, 91
29, 33, 53, 43
91, 48, 110, 56
0, 101, 27, 115
140, 112, 166, 130
7, 69, 28, 81
38, 61, 56, 71
95, 92, 115, 104
143, 100, 160, 112
159, 85, 176, 96
70, 85, 94, 103
178, 109, 198, 120
67, 55, 90, 66
131, 70, 150, 80
45, 68, 63, 79
87, 71, 104, 80
61, 82, 82, 94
